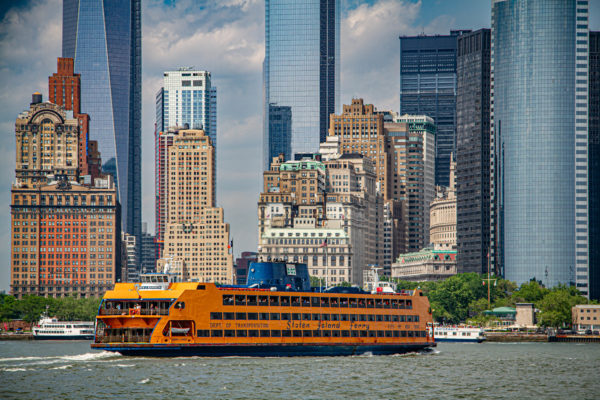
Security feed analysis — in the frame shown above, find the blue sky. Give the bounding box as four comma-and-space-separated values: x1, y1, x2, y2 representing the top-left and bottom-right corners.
0, 0, 598, 292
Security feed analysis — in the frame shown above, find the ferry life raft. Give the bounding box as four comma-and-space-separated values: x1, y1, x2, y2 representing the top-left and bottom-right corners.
91, 262, 436, 357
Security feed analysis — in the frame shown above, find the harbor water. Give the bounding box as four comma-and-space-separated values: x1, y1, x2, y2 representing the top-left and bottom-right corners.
1, 340, 598, 399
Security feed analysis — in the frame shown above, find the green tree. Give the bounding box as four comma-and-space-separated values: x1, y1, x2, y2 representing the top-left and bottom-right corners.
310, 276, 325, 288
512, 280, 549, 304
537, 285, 588, 328
16, 295, 51, 324
0, 294, 19, 322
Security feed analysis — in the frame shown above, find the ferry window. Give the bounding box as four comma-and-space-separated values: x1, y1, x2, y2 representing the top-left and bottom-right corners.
269, 296, 280, 306
282, 330, 292, 337
271, 330, 281, 337
235, 295, 246, 306
340, 314, 348, 322
210, 312, 222, 320
248, 330, 259, 338
331, 314, 340, 322
312, 313, 321, 321
349, 314, 357, 322
332, 330, 340, 337
260, 330, 270, 337
384, 315, 391, 322
271, 313, 281, 321
281, 296, 291, 307
351, 331, 359, 337
357, 299, 366, 308
406, 315, 413, 322
406, 300, 412, 309
292, 313, 301, 321
376, 315, 383, 322
175, 301, 185, 309
248, 313, 258, 320
312, 330, 322, 337
398, 300, 405, 309
291, 296, 300, 306
330, 298, 339, 307
408, 331, 415, 337
247, 295, 257, 306
359, 314, 367, 322
349, 298, 357, 308
400, 315, 406, 322
224, 312, 235, 320
211, 330, 223, 337
311, 297, 320, 307
383, 299, 391, 309
341, 330, 350, 337
368, 315, 375, 322
375, 299, 383, 308
236, 312, 247, 320
321, 314, 330, 321
400, 331, 407, 337
302, 313, 311, 321
302, 330, 312, 337
360, 331, 368, 337
322, 330, 331, 337
320, 297, 329, 307
391, 299, 399, 309
376, 331, 385, 337
414, 315, 419, 322
259, 296, 269, 306
236, 330, 247, 337
393, 331, 400, 337
385, 331, 393, 338
224, 330, 235, 337
367, 299, 374, 308
197, 330, 210, 337
259, 312, 270, 320
280, 313, 289, 321
301, 296, 311, 307
340, 298, 349, 308
392, 315, 399, 322
197, 284, 206, 290
223, 295, 234, 305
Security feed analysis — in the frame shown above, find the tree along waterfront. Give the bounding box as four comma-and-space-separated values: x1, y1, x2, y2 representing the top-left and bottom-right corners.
0, 294, 100, 325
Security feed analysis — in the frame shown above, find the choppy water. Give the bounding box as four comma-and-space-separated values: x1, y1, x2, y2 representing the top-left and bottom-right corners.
0, 340, 598, 399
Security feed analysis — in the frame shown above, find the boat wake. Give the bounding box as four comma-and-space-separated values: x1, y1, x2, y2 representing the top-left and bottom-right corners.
0, 351, 120, 368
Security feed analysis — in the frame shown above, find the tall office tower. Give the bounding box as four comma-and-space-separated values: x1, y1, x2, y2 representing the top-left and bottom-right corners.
156, 69, 217, 149
491, 0, 588, 291
589, 31, 599, 300
399, 31, 469, 187
161, 130, 233, 283
154, 129, 178, 258
263, 0, 340, 169
121, 232, 138, 283
62, 0, 142, 248
48, 57, 93, 179
386, 116, 436, 252
140, 223, 157, 274
456, 29, 491, 274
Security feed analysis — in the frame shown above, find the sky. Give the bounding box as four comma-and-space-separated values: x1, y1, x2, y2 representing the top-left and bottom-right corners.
0, 0, 598, 292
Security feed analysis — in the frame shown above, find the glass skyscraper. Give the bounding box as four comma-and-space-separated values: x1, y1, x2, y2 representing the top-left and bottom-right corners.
589, 31, 599, 300
491, 0, 589, 293
263, 0, 340, 170
62, 0, 142, 243
399, 31, 470, 187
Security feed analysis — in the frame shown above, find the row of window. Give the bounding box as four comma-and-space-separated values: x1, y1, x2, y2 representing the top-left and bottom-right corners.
222, 294, 413, 309
211, 312, 419, 323
196, 329, 427, 339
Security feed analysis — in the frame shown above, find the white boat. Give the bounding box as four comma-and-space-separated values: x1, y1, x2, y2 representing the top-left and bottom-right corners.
433, 325, 485, 343
32, 316, 95, 340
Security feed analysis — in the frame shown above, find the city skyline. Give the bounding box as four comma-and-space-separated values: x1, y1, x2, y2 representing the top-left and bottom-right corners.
0, 0, 599, 292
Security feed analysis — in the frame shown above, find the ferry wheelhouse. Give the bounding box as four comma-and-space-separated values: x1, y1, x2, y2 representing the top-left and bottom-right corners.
91, 262, 435, 356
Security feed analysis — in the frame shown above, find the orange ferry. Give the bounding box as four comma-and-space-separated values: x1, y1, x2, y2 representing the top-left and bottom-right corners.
91, 262, 435, 356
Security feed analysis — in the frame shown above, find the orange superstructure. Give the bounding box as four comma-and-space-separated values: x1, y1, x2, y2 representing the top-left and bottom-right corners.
92, 269, 435, 356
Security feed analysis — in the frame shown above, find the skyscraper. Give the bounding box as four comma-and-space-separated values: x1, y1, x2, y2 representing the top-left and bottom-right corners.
399, 31, 469, 187
156, 69, 218, 149
62, 0, 142, 245
589, 31, 599, 300
263, 0, 340, 169
456, 29, 491, 274
491, 0, 588, 292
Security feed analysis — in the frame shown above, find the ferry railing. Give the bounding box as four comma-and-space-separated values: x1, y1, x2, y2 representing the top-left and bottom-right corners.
99, 309, 169, 316
96, 335, 151, 343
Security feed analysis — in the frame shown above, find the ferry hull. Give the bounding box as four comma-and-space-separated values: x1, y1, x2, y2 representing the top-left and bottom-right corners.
92, 343, 435, 357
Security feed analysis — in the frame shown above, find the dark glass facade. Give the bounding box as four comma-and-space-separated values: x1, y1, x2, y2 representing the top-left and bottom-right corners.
491, 0, 588, 290
589, 31, 599, 300
62, 0, 142, 245
399, 31, 469, 187
268, 104, 292, 163
263, 0, 340, 170
456, 29, 491, 275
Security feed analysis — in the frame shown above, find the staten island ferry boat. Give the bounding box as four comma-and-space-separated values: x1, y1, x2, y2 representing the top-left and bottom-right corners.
91, 262, 435, 356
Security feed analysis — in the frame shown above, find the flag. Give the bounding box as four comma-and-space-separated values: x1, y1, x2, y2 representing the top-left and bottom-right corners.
320, 238, 328, 247
228, 239, 233, 249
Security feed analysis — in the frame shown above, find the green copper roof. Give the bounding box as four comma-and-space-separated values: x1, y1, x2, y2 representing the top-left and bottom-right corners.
280, 159, 325, 171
